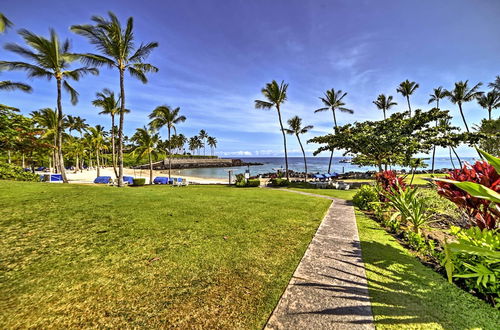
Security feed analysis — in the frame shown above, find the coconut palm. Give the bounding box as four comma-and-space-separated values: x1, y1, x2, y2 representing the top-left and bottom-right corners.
198, 129, 208, 156
149, 105, 186, 178
67, 115, 88, 137
445, 80, 483, 133
87, 125, 108, 177
396, 80, 419, 117
189, 136, 202, 155
315, 88, 354, 173
477, 90, 500, 121
427, 86, 447, 173
489, 76, 500, 91
207, 136, 217, 156
0, 29, 98, 182
131, 126, 159, 184
255, 80, 290, 180
31, 108, 63, 171
72, 12, 159, 186
284, 116, 313, 182
373, 94, 397, 120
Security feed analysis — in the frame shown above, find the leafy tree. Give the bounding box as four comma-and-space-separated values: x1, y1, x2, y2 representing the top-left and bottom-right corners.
0, 29, 98, 182
31, 108, 64, 170
284, 116, 313, 182
255, 80, 290, 181
131, 126, 160, 184
445, 80, 483, 133
428, 86, 447, 172
474, 118, 500, 156
477, 90, 500, 121
396, 80, 419, 117
149, 105, 186, 178
314, 88, 354, 173
373, 94, 397, 120
207, 136, 217, 156
72, 12, 159, 186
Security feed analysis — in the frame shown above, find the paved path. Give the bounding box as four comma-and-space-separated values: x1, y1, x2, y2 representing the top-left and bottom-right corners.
265, 189, 374, 329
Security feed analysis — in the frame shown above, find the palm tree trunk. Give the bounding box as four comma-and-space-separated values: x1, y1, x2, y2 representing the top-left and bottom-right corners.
111, 113, 118, 178
56, 78, 68, 183
22, 153, 25, 168
276, 105, 289, 181
406, 96, 412, 117
452, 147, 462, 168
383, 109, 386, 120
449, 147, 456, 169
149, 152, 153, 184
328, 109, 338, 173
297, 134, 308, 182
96, 148, 100, 177
75, 154, 79, 172
488, 107, 492, 121
168, 126, 172, 179
458, 103, 469, 132
7, 150, 11, 164
117, 69, 125, 187
431, 146, 436, 173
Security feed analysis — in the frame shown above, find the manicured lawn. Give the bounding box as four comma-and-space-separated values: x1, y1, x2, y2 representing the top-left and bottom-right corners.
0, 181, 331, 328
289, 187, 358, 200
356, 211, 500, 329
342, 173, 447, 186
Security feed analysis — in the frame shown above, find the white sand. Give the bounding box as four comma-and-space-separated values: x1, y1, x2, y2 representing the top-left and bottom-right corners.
62, 167, 227, 184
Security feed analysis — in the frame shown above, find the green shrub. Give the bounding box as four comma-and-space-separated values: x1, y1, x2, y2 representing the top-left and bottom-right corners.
235, 177, 260, 187
132, 178, 146, 186
270, 178, 289, 187
0, 163, 40, 182
353, 184, 378, 210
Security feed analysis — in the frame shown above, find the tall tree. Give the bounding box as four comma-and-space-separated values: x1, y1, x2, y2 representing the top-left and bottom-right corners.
255, 80, 290, 180
314, 88, 354, 173
207, 136, 217, 156
477, 90, 500, 121
396, 80, 419, 117
72, 12, 158, 186
373, 94, 397, 120
92, 88, 127, 178
284, 116, 313, 182
445, 80, 483, 133
131, 126, 159, 184
198, 129, 208, 156
87, 125, 107, 177
489, 76, 500, 91
31, 108, 62, 171
0, 29, 98, 182
427, 86, 447, 173
149, 105, 186, 179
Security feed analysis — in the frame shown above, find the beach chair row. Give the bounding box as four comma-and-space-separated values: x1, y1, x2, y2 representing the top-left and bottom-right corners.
310, 180, 350, 190
153, 177, 189, 186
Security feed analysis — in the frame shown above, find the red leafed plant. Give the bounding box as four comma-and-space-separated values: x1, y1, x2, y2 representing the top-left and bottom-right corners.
376, 170, 407, 201
436, 161, 500, 229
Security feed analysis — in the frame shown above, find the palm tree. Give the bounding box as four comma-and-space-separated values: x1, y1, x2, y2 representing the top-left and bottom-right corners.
92, 89, 129, 178
0, 29, 98, 183
255, 80, 290, 180
314, 88, 354, 173
427, 87, 447, 173
489, 76, 500, 91
131, 126, 159, 184
373, 94, 397, 120
207, 136, 217, 156
396, 80, 419, 117
198, 129, 208, 156
72, 12, 159, 186
0, 13, 13, 33
445, 80, 483, 133
149, 105, 186, 178
477, 90, 500, 121
87, 125, 107, 177
188, 136, 201, 155
67, 115, 89, 136
284, 116, 313, 182
31, 108, 62, 171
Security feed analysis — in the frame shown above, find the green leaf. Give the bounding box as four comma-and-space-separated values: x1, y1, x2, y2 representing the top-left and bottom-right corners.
477, 148, 500, 174
446, 242, 500, 259
437, 178, 500, 203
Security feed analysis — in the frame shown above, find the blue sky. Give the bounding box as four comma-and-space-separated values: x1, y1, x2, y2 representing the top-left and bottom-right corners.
1, 0, 499, 157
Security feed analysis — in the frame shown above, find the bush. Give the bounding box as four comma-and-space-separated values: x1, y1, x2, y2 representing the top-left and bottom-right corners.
0, 163, 40, 182
132, 178, 146, 186
353, 184, 378, 210
236, 178, 260, 187
270, 178, 289, 187
376, 170, 406, 201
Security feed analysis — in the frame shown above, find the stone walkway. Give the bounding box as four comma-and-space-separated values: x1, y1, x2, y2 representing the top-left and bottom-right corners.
265, 190, 374, 329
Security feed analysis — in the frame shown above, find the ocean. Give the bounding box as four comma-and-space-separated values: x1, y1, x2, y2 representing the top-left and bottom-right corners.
177, 156, 477, 180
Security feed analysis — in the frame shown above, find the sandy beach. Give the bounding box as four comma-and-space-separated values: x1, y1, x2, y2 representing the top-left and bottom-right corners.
61, 167, 227, 184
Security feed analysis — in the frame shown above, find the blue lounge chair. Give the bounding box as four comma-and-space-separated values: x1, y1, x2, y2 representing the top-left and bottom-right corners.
153, 176, 169, 184
50, 174, 63, 182
94, 176, 112, 184
36, 166, 45, 172
123, 176, 134, 185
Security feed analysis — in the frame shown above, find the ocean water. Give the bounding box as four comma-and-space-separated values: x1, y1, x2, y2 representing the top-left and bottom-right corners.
177, 156, 477, 180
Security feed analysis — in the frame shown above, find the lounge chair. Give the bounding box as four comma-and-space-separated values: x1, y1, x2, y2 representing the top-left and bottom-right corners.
153, 176, 169, 185
122, 176, 134, 185
94, 176, 112, 184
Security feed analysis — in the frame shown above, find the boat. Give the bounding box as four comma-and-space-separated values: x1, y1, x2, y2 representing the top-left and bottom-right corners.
339, 158, 352, 164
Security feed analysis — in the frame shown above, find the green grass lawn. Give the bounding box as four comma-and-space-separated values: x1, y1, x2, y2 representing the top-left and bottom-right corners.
356, 211, 500, 329
342, 173, 447, 186
0, 181, 331, 328
288, 187, 358, 200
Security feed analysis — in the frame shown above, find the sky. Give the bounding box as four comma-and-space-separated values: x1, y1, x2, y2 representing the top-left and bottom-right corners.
1, 0, 499, 157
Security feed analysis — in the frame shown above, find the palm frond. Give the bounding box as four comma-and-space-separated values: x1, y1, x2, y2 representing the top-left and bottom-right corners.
254, 100, 273, 109
63, 67, 99, 80
0, 13, 13, 33
128, 66, 147, 83
0, 81, 32, 92
76, 53, 115, 68
0, 60, 53, 80
63, 80, 79, 105
129, 42, 159, 63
